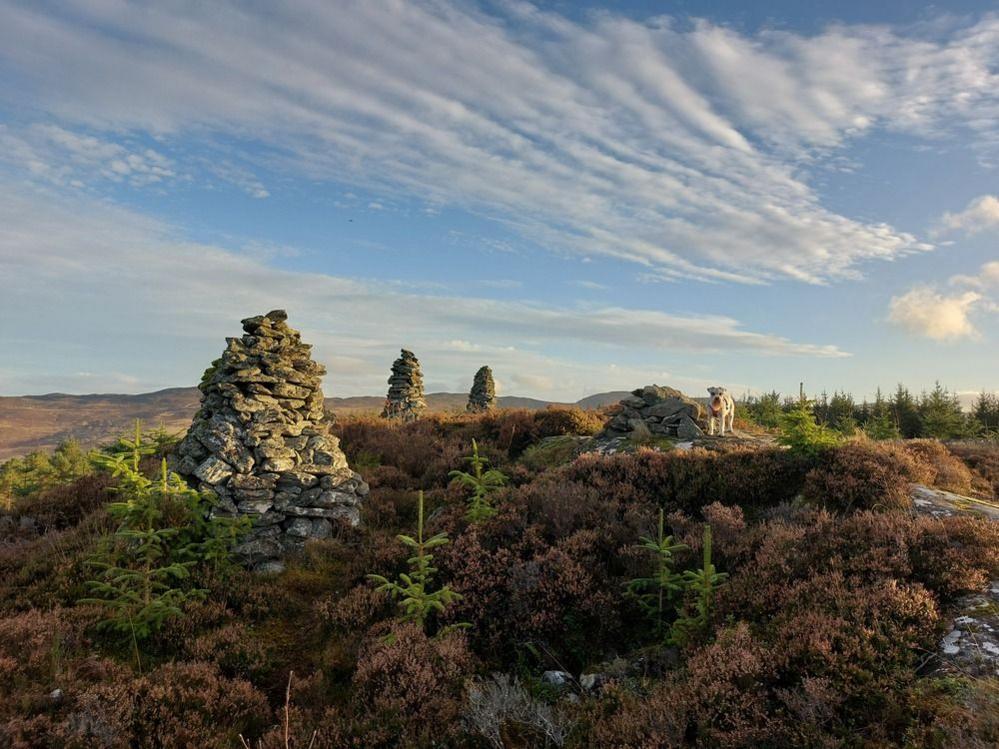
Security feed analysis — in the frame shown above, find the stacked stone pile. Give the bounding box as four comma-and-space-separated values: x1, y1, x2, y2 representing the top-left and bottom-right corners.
174, 310, 367, 572
466, 366, 496, 413
381, 349, 427, 421
599, 385, 706, 440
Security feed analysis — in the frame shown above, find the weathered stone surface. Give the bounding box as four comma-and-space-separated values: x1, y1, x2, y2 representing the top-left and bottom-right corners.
175, 310, 367, 569
597, 385, 707, 442
194, 456, 233, 484
381, 349, 427, 421
676, 416, 704, 440
466, 365, 496, 413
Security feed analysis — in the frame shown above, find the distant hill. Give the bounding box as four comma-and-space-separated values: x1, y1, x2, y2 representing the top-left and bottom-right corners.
0, 387, 621, 460
575, 391, 632, 410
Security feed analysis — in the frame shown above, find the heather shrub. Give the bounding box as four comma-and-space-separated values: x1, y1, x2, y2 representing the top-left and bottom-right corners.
768, 573, 939, 698
582, 624, 776, 748
532, 407, 604, 439
439, 525, 625, 669
351, 621, 475, 744
909, 514, 999, 598
187, 623, 271, 681
561, 447, 811, 514
63, 661, 270, 748
901, 439, 975, 494
802, 441, 912, 512
2, 473, 113, 536
947, 441, 999, 498
0, 608, 71, 694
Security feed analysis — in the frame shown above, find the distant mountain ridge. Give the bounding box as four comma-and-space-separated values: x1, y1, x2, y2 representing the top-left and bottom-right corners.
0, 386, 625, 460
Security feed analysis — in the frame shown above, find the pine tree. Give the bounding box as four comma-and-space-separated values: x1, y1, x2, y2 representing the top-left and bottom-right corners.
919, 382, 967, 439
777, 399, 841, 456
891, 384, 921, 438
624, 508, 688, 638
972, 391, 998, 435
83, 457, 204, 652
670, 525, 728, 647
82, 425, 246, 660
865, 388, 900, 440
368, 491, 463, 630
449, 440, 506, 522
747, 391, 783, 429
827, 391, 857, 435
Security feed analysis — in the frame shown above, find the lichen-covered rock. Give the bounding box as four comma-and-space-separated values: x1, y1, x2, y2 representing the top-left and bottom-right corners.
598, 385, 706, 440
174, 310, 367, 571
466, 365, 496, 413
381, 349, 427, 421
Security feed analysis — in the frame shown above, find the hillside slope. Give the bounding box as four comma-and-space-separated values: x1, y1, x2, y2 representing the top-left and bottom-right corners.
0, 388, 604, 459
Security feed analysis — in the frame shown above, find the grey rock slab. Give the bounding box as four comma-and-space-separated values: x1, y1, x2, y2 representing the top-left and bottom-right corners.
194, 456, 234, 484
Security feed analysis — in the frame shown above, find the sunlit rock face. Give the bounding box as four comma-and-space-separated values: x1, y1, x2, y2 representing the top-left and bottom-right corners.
175, 310, 367, 572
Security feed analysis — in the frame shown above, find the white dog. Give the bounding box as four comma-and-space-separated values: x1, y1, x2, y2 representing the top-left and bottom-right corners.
707, 386, 735, 436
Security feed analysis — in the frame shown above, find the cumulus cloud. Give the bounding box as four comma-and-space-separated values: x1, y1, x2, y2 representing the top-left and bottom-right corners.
935, 195, 999, 236
12, 2, 999, 282
0, 182, 846, 397
888, 286, 983, 340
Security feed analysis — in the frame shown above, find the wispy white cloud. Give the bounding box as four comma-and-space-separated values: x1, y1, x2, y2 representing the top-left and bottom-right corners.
0, 181, 847, 397
9, 3, 999, 282
950, 260, 999, 290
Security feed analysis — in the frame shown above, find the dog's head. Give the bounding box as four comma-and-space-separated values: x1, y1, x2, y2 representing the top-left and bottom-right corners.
707, 386, 729, 415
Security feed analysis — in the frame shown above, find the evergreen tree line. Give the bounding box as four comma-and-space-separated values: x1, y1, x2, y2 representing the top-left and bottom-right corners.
740, 382, 999, 440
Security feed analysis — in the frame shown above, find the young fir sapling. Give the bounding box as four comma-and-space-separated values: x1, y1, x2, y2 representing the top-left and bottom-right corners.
624, 508, 688, 638
670, 524, 728, 647
368, 490, 463, 630
449, 439, 507, 522
82, 422, 247, 661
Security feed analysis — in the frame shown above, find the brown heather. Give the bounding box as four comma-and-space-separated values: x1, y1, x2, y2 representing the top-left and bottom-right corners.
1, 410, 998, 747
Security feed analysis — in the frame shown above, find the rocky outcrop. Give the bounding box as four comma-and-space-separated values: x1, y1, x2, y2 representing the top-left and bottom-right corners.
466, 366, 496, 413
912, 484, 999, 678
598, 385, 706, 441
381, 349, 426, 421
174, 310, 367, 572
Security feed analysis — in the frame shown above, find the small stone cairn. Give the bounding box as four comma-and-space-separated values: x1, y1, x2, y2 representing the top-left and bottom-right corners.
466, 366, 496, 413
381, 349, 427, 421
599, 385, 707, 441
174, 310, 368, 572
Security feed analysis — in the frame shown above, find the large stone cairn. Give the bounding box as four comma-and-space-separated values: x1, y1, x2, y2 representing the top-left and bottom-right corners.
174, 310, 368, 572
381, 349, 427, 421
466, 365, 496, 413
599, 385, 707, 441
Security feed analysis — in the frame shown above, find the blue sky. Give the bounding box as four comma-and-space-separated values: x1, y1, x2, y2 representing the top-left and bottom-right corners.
0, 1, 997, 402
